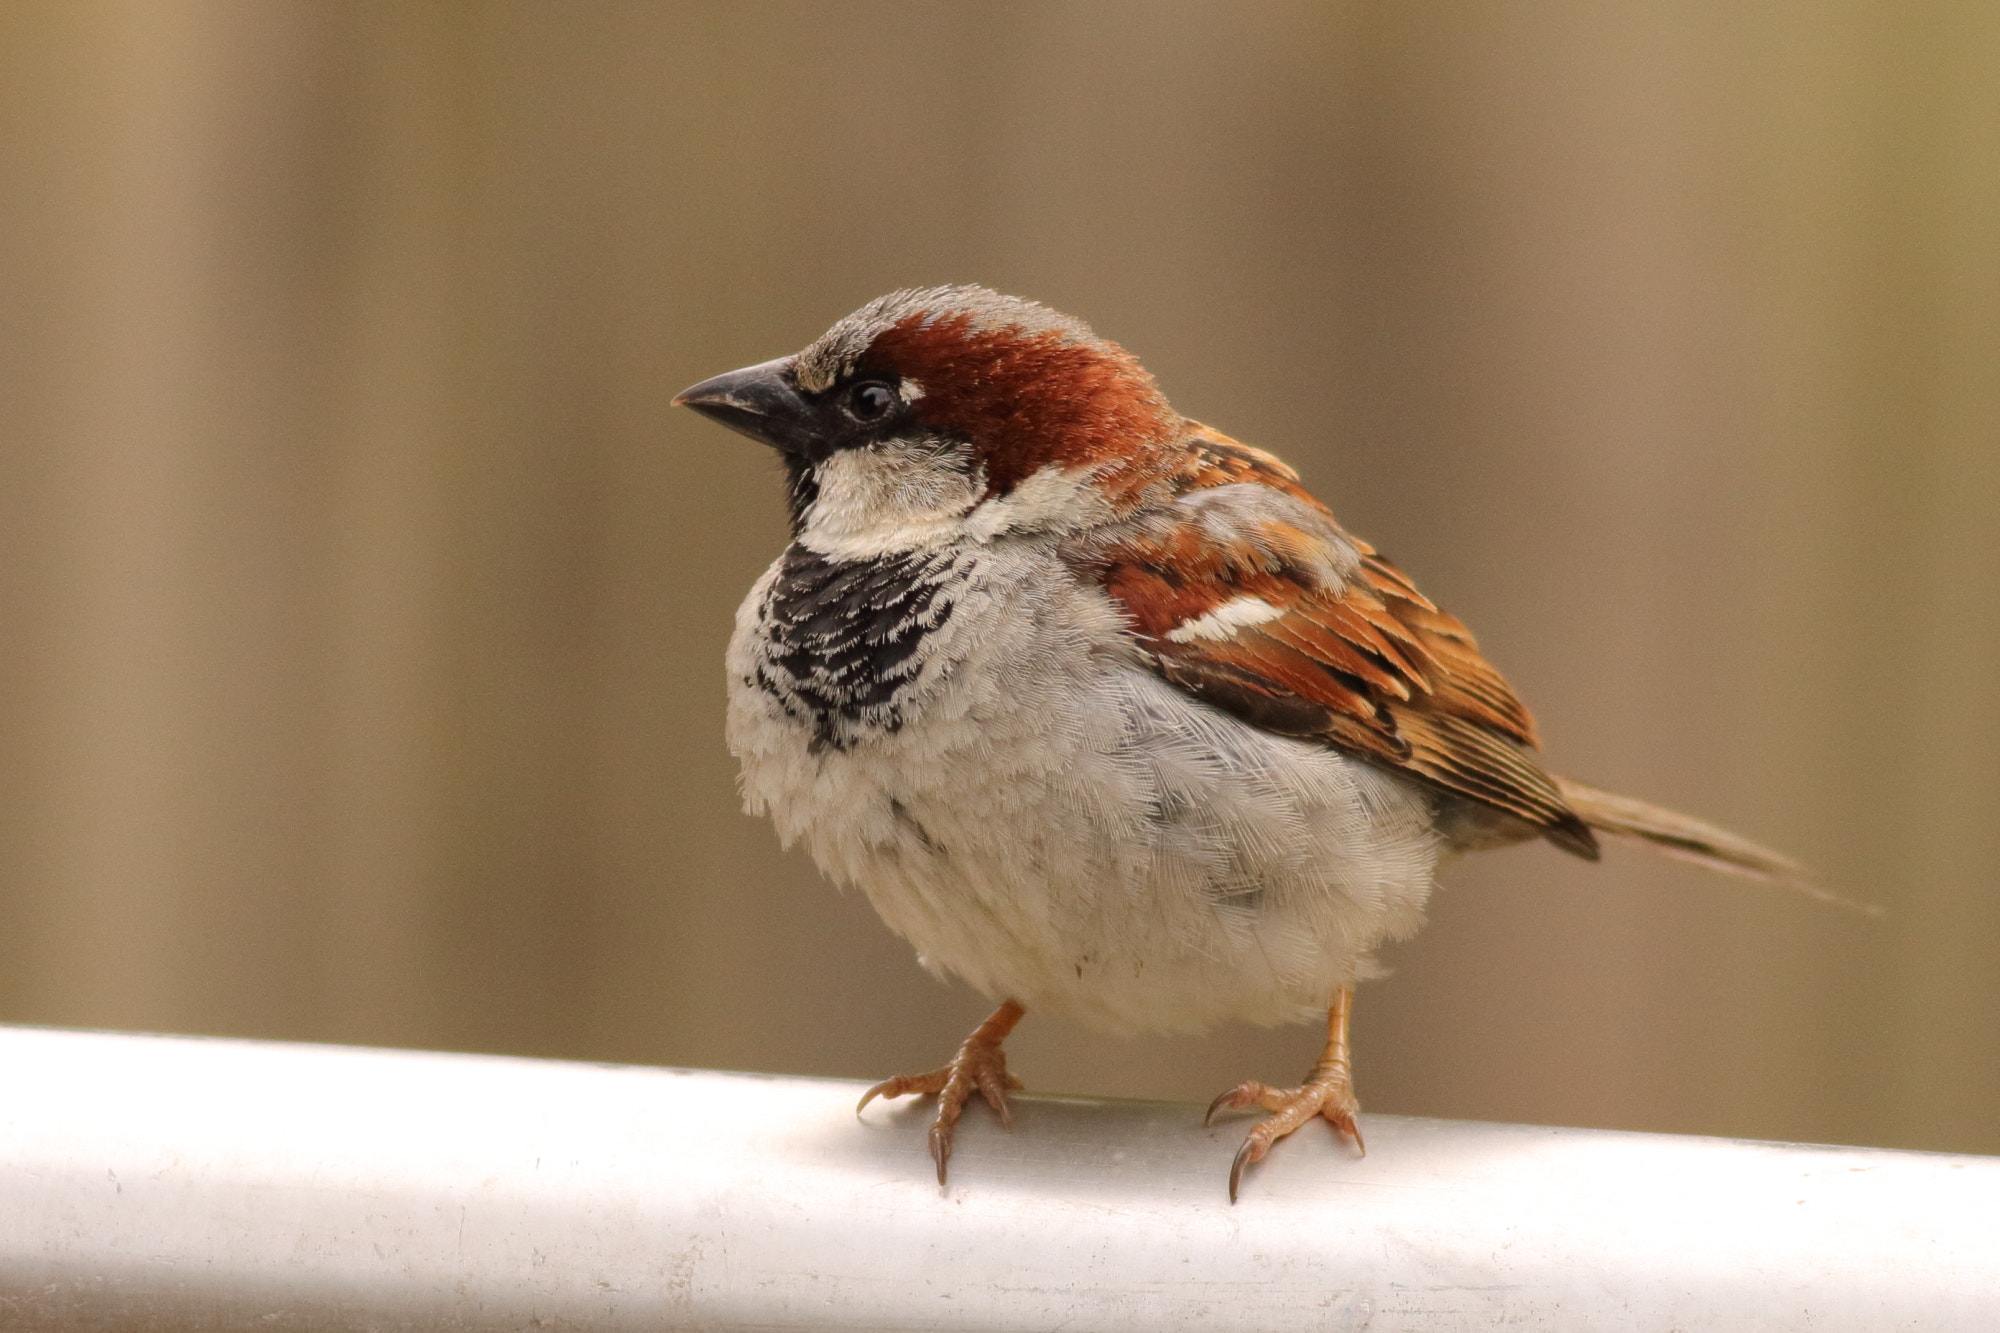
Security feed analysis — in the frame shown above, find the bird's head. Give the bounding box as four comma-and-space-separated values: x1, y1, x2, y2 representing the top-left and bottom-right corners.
674, 286, 1179, 557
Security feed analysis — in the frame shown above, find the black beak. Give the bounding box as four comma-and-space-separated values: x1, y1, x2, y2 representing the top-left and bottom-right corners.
673, 356, 818, 456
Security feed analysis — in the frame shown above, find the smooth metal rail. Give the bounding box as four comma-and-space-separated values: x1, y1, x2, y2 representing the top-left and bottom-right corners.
1, 1025, 1995, 1330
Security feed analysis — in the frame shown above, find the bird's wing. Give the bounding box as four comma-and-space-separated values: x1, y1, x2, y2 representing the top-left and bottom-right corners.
1078, 423, 1598, 859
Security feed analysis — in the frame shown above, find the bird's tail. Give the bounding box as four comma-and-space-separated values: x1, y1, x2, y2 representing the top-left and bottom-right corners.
1554, 777, 1880, 917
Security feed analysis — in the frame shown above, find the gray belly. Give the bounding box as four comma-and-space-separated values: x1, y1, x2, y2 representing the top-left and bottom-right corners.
725, 542, 1446, 1033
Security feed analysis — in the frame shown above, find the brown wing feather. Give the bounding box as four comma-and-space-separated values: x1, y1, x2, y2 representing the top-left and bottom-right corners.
1090, 425, 1597, 860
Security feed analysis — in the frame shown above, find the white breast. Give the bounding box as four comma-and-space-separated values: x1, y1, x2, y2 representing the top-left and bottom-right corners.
726, 539, 1445, 1034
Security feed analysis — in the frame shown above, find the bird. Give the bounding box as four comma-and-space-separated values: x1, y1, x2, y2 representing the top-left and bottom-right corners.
674, 284, 1833, 1202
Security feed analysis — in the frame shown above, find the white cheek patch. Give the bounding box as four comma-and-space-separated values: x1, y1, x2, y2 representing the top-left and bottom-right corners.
961, 464, 1114, 541
802, 456, 1114, 558
1164, 595, 1286, 643
897, 378, 925, 403
801, 442, 983, 559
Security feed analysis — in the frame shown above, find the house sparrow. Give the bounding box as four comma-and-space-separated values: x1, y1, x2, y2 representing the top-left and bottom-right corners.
675, 285, 1825, 1202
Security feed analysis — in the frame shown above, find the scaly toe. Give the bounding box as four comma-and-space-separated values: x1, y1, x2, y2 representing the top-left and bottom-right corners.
1216, 1075, 1362, 1202
1322, 1102, 1366, 1155
1204, 1080, 1273, 1127
855, 1069, 948, 1116
859, 1037, 1020, 1187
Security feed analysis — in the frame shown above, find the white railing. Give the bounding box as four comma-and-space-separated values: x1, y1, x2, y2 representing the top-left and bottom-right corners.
2, 1025, 1995, 1330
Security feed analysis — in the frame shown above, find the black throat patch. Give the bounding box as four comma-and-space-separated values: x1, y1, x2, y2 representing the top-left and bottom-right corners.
749, 544, 971, 751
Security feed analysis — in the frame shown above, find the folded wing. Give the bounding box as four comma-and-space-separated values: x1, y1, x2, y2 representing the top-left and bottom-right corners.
1080, 424, 1599, 861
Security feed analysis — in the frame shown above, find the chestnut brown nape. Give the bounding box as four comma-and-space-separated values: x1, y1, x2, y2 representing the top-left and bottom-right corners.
864, 312, 1178, 499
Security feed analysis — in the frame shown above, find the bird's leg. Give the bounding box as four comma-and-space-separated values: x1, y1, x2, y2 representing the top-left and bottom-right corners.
857, 999, 1025, 1185
1205, 987, 1363, 1202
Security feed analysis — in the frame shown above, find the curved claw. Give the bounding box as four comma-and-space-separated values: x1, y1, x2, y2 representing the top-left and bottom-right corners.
1214, 1077, 1361, 1201
855, 1000, 1026, 1188
1228, 1135, 1263, 1204
1206, 1080, 1280, 1128
857, 1072, 939, 1118
928, 1122, 952, 1185
979, 1070, 1020, 1129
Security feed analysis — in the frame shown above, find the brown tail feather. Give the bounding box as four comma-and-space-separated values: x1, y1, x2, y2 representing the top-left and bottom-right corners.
1555, 777, 1881, 917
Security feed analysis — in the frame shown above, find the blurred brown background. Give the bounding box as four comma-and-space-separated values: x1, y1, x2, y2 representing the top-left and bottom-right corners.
1, 1, 1995, 1156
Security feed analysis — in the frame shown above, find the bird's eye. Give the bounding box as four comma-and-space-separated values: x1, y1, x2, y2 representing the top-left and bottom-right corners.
848, 381, 897, 421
